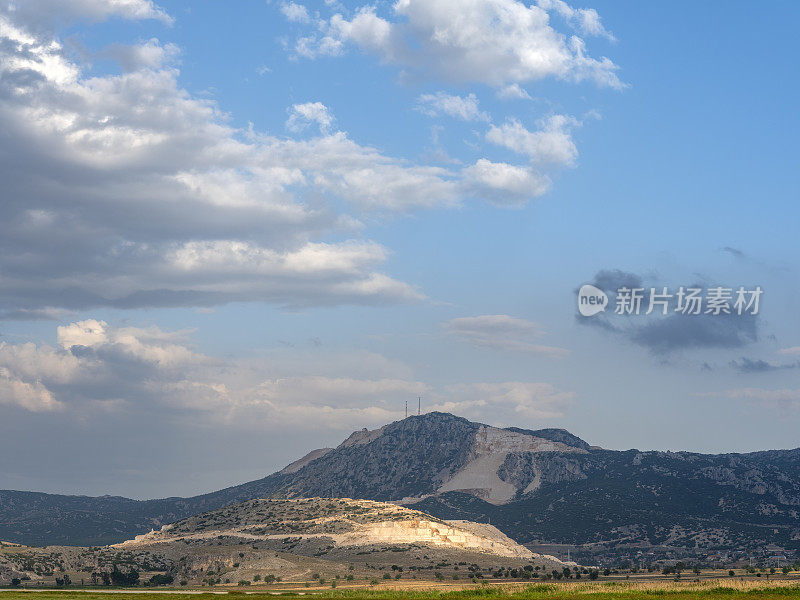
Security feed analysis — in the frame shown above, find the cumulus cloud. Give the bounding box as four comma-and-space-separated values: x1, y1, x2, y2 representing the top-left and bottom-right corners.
0, 10, 524, 313
0, 2, 606, 317
291, 0, 623, 89
487, 115, 579, 165
0, 367, 61, 412
462, 159, 550, 207
416, 92, 489, 121
444, 314, 569, 357
286, 101, 335, 133
0, 319, 209, 414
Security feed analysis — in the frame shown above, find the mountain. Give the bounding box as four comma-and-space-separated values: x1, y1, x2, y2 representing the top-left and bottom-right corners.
2, 412, 799, 563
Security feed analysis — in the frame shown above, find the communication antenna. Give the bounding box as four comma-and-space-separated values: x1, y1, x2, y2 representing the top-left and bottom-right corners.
405, 400, 408, 419
418, 396, 421, 415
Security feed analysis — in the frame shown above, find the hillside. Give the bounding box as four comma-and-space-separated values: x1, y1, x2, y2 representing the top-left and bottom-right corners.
0, 498, 563, 588
2, 412, 799, 564
117, 497, 538, 560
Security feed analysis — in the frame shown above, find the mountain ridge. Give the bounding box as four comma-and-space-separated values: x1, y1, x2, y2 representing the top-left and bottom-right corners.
2, 411, 799, 563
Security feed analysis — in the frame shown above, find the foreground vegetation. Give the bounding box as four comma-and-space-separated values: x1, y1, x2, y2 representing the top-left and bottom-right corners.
2, 580, 800, 600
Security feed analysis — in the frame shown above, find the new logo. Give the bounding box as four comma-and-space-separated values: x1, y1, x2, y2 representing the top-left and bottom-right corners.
577, 284, 608, 317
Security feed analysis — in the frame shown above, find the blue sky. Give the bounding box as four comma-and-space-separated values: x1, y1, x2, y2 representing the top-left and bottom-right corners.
0, 0, 798, 499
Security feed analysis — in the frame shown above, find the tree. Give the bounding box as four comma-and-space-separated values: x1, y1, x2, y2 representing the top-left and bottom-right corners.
110, 568, 138, 587
589, 570, 599, 580
148, 574, 174, 586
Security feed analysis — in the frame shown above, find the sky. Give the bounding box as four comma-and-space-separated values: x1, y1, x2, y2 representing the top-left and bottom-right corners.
0, 0, 798, 500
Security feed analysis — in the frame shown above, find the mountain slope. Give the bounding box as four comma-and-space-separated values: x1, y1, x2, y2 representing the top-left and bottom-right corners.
2, 412, 799, 560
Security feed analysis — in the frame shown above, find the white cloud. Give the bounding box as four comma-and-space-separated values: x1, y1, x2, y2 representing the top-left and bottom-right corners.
416, 92, 489, 122
280, 2, 311, 24
536, 0, 615, 41
462, 159, 550, 206
0, 366, 61, 412
1, 0, 173, 27
57, 319, 204, 368
431, 381, 575, 421
296, 0, 623, 90
286, 101, 335, 133
444, 314, 569, 357
486, 115, 579, 165
496, 83, 532, 100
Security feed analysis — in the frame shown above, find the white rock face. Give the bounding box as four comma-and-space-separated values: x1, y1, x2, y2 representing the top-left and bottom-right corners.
342, 519, 532, 558
437, 425, 586, 504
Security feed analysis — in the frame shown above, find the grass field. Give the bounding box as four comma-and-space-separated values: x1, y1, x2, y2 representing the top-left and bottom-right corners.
2, 580, 800, 600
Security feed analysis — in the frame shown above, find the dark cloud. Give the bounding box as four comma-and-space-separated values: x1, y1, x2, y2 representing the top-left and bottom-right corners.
632, 312, 758, 353
578, 269, 761, 354
591, 269, 644, 293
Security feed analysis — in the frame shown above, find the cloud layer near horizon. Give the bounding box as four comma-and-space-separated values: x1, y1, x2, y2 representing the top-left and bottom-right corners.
0, 319, 575, 425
